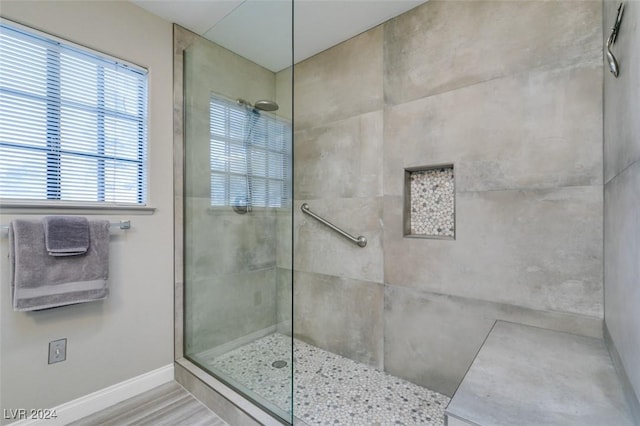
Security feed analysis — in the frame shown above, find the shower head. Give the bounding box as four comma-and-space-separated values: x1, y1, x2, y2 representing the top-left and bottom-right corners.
253, 100, 279, 112
236, 98, 279, 112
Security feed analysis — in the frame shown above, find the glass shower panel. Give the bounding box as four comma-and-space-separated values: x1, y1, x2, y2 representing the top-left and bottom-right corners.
181, 1, 293, 422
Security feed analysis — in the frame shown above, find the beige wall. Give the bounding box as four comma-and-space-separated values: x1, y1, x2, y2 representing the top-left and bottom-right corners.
603, 0, 640, 421
0, 1, 174, 419
293, 0, 603, 396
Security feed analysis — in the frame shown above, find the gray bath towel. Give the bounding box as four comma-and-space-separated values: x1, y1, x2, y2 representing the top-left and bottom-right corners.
42, 216, 90, 256
9, 219, 110, 311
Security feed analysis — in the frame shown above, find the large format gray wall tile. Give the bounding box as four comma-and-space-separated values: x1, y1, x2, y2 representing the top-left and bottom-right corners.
185, 198, 278, 281
384, 285, 493, 396
179, 30, 284, 361
185, 269, 277, 355
276, 267, 293, 336
295, 111, 383, 200
384, 286, 603, 397
384, 64, 603, 196
294, 26, 383, 129
290, 0, 604, 395
294, 271, 384, 368
184, 98, 212, 199
276, 66, 293, 121
184, 36, 275, 199
605, 160, 640, 409
276, 209, 293, 270
294, 197, 383, 283
384, 0, 602, 105
187, 36, 275, 107
603, 0, 640, 414
604, 1, 640, 183
384, 186, 603, 317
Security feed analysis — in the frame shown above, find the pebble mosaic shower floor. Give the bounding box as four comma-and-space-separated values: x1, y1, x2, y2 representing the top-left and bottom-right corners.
194, 333, 450, 425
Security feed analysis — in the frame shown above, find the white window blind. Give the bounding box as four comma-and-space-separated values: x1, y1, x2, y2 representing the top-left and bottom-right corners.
210, 95, 291, 209
0, 21, 148, 205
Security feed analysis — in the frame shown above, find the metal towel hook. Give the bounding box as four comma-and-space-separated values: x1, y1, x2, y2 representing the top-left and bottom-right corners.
606, 2, 625, 78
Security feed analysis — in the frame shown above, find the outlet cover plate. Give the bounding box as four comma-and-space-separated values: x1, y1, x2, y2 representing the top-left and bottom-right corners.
48, 339, 67, 364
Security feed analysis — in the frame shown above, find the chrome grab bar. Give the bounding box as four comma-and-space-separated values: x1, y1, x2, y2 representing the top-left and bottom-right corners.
301, 203, 367, 248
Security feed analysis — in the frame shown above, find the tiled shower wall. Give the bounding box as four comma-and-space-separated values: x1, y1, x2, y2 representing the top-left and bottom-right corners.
182, 30, 281, 355
603, 0, 640, 420
292, 0, 603, 396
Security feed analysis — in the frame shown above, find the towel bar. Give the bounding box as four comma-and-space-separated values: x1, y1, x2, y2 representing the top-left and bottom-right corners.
0, 220, 131, 232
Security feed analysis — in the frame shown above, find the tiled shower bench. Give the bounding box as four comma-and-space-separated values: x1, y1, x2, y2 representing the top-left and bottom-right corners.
444, 321, 634, 426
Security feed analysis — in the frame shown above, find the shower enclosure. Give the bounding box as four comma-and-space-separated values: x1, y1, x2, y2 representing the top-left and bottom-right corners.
182, 76, 294, 419
173, 2, 451, 424
172, 0, 631, 424
173, 1, 294, 423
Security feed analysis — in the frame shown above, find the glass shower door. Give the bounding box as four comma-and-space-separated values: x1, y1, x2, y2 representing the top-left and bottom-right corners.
181, 1, 293, 421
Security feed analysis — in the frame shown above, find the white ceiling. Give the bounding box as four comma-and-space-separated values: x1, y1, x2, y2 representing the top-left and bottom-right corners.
131, 0, 427, 72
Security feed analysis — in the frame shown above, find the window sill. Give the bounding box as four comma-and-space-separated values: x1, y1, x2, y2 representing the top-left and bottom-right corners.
0, 201, 156, 216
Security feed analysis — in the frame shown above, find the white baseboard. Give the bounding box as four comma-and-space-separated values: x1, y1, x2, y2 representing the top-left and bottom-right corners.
8, 364, 174, 426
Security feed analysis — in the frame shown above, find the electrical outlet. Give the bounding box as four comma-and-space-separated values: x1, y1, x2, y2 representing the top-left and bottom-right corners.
48, 339, 67, 364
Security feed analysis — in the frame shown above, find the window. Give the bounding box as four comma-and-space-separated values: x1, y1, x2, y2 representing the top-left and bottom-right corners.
209, 95, 291, 209
0, 20, 148, 205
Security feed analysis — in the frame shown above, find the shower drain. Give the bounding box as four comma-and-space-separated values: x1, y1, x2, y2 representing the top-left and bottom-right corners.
271, 360, 287, 369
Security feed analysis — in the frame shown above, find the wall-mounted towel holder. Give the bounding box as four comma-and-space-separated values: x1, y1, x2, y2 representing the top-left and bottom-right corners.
112, 220, 131, 230
0, 220, 131, 234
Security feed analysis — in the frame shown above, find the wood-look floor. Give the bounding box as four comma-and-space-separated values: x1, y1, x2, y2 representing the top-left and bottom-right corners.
69, 381, 227, 426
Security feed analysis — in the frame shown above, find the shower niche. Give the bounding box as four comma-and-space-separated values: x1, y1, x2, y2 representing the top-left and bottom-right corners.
404, 164, 455, 239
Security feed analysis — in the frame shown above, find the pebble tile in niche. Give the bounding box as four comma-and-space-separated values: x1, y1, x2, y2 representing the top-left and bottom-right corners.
193, 333, 449, 425
408, 167, 455, 237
